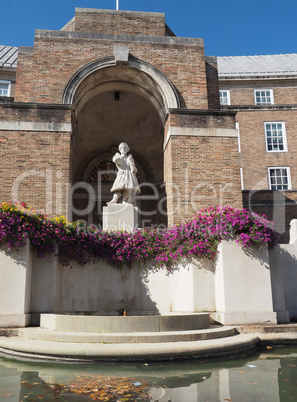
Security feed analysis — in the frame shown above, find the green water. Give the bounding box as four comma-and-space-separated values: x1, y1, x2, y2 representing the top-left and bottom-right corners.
1, 348, 297, 401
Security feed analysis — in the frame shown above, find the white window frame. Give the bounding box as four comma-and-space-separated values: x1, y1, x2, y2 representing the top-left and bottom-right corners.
0, 80, 11, 97
264, 122, 287, 152
268, 167, 291, 191
219, 90, 230, 106
254, 89, 274, 105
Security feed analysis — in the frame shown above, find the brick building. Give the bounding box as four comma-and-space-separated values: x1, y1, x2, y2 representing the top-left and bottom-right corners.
1, 7, 295, 238
218, 55, 297, 240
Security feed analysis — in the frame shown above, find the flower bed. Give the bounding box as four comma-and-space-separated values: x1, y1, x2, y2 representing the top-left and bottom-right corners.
0, 203, 279, 268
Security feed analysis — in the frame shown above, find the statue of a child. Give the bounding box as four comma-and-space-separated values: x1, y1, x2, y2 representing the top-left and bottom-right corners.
107, 142, 140, 205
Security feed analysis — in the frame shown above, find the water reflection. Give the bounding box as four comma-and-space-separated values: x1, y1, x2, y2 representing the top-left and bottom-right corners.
0, 349, 297, 401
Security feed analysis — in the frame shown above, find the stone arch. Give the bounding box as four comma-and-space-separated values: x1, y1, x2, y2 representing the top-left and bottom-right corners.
62, 56, 180, 120
65, 55, 171, 227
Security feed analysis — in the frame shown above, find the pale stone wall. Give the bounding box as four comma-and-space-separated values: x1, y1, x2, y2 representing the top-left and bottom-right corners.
213, 241, 277, 325
1, 239, 291, 327
0, 241, 32, 327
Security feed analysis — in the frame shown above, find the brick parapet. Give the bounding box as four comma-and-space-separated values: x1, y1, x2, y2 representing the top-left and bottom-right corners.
74, 8, 166, 36
14, 47, 34, 102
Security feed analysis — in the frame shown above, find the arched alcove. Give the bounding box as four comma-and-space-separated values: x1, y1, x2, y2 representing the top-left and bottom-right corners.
63, 56, 180, 116
65, 58, 177, 228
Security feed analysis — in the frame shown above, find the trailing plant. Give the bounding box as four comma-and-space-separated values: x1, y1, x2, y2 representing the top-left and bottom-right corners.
0, 202, 279, 268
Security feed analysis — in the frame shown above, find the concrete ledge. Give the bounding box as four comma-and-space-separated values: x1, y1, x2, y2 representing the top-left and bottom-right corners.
0, 315, 31, 328
0, 333, 259, 361
40, 313, 210, 333
167, 127, 238, 138
0, 121, 71, 132
211, 311, 277, 326
18, 326, 234, 343
257, 332, 297, 345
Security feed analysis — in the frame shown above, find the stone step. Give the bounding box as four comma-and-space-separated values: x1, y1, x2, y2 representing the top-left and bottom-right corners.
18, 325, 235, 344
0, 333, 259, 362
236, 324, 297, 334
40, 313, 210, 333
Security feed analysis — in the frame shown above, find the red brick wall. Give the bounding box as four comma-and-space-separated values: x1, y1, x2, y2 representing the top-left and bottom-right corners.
14, 47, 34, 102
205, 59, 220, 109
0, 104, 71, 217
164, 111, 242, 226
0, 130, 71, 216
164, 135, 242, 225
14, 33, 208, 109
74, 9, 166, 36
219, 77, 297, 237
222, 81, 297, 106
237, 109, 297, 190
5, 9, 242, 225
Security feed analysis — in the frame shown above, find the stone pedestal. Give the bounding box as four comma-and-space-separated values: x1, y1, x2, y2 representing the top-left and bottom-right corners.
212, 241, 277, 325
102, 203, 138, 232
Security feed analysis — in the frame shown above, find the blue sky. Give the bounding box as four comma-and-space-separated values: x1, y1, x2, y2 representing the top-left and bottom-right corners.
1, 0, 297, 56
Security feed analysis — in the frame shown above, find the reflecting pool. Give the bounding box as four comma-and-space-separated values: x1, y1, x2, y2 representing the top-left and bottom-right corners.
1, 348, 297, 401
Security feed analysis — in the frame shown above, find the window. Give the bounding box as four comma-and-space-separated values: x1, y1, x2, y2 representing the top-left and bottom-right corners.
268, 167, 291, 190
264, 122, 287, 152
0, 81, 11, 97
254, 89, 274, 105
219, 90, 230, 105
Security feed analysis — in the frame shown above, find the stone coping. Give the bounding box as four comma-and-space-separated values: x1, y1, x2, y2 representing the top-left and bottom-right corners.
35, 29, 204, 46
75, 8, 164, 17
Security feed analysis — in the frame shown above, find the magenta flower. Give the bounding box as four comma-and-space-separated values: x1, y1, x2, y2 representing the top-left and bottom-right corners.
0, 202, 279, 269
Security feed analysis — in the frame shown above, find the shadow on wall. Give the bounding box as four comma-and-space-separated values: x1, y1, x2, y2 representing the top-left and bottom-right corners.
243, 190, 297, 244
243, 244, 270, 269
269, 244, 297, 319
31, 256, 159, 318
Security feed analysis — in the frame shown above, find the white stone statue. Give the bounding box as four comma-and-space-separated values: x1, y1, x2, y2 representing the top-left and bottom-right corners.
107, 142, 140, 205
